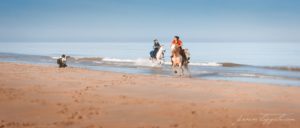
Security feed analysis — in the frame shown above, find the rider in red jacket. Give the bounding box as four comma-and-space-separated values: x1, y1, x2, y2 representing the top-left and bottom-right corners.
172, 36, 182, 47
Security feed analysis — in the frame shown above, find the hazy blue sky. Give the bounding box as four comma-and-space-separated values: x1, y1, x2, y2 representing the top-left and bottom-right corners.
0, 0, 300, 42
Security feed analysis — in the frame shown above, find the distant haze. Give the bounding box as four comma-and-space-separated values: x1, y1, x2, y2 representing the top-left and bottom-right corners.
0, 0, 300, 42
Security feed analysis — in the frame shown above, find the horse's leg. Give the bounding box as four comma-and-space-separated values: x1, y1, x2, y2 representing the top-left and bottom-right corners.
160, 55, 164, 65
177, 56, 183, 76
170, 53, 174, 66
171, 58, 175, 73
172, 62, 179, 74
172, 65, 176, 74
177, 61, 183, 76
173, 64, 178, 74
181, 67, 184, 76
184, 64, 191, 77
180, 64, 184, 76
171, 57, 176, 74
150, 57, 154, 63
157, 54, 161, 65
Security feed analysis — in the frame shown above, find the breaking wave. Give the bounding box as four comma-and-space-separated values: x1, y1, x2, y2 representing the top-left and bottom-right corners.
71, 57, 226, 67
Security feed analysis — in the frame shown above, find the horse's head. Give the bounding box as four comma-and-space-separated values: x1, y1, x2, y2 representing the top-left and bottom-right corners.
171, 44, 176, 52
171, 44, 181, 56
155, 45, 165, 60
159, 45, 165, 53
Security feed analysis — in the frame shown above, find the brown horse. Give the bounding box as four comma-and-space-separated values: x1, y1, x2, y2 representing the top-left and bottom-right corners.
171, 44, 191, 76
171, 44, 184, 75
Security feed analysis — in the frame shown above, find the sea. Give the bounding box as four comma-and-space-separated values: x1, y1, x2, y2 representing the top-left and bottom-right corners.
0, 42, 299, 86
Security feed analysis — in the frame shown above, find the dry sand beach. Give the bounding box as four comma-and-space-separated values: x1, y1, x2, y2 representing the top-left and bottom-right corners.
0, 62, 299, 128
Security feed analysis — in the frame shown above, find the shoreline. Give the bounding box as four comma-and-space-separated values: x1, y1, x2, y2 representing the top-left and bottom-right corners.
0, 62, 299, 128
1, 52, 300, 86
1, 61, 296, 87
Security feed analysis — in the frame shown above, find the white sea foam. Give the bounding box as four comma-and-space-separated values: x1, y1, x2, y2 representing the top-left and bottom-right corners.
134, 58, 158, 67
102, 58, 163, 67
189, 62, 222, 66
96, 57, 224, 67
238, 73, 259, 77
164, 62, 222, 66
102, 58, 135, 63
51, 56, 59, 59
224, 73, 279, 79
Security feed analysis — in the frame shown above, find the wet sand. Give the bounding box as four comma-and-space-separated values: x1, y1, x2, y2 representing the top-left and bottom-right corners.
0, 62, 299, 128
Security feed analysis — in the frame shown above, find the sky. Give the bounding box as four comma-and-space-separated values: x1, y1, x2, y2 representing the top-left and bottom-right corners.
0, 0, 300, 42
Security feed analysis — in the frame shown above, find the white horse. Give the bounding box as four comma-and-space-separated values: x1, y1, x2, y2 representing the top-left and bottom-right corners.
150, 45, 165, 64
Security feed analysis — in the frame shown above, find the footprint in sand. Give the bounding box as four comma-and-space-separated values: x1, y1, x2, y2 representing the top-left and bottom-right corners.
170, 123, 179, 128
121, 74, 133, 83
191, 110, 197, 115
52, 120, 74, 126
82, 107, 101, 117
0, 88, 23, 100
84, 86, 93, 91
71, 90, 86, 103
57, 104, 69, 114
85, 125, 103, 128
1, 121, 35, 127
119, 95, 127, 99
30, 99, 47, 105
68, 112, 84, 120
207, 109, 214, 114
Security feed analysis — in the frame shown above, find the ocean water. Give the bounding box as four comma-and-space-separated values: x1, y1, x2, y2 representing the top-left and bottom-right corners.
0, 42, 299, 86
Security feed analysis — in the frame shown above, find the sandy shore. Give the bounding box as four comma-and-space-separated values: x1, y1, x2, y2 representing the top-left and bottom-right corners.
0, 62, 299, 128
